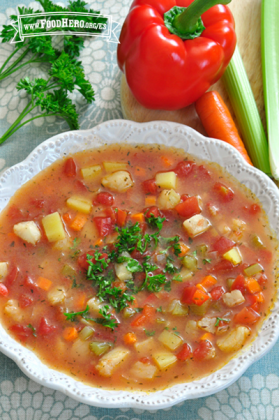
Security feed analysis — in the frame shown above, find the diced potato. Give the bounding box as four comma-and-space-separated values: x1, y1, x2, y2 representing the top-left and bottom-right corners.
155, 172, 177, 189
13, 221, 41, 245
217, 326, 250, 353
101, 171, 133, 193
66, 196, 92, 214
115, 252, 132, 281
134, 337, 154, 355
158, 329, 183, 351
87, 296, 103, 314
48, 286, 66, 306
153, 352, 177, 370
130, 361, 158, 379
0, 262, 8, 280
223, 247, 242, 265
71, 338, 91, 358
103, 161, 128, 172
183, 214, 211, 237
96, 347, 130, 377
42, 212, 66, 242
157, 189, 180, 209
222, 290, 245, 307
185, 320, 200, 339
81, 164, 102, 180
197, 316, 217, 334
4, 300, 23, 322
52, 238, 72, 251
167, 299, 189, 316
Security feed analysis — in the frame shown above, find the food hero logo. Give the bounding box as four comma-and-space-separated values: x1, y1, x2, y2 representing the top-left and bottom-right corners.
10, 11, 119, 43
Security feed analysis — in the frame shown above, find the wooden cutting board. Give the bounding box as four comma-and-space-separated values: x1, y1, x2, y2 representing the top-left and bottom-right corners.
120, 0, 265, 135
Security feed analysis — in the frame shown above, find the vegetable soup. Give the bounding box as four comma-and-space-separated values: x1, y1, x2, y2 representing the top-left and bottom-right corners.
0, 144, 277, 392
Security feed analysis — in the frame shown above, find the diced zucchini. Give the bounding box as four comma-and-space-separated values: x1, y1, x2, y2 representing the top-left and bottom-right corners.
47, 286, 66, 306
123, 307, 137, 318
101, 171, 133, 193
4, 300, 23, 322
197, 316, 217, 334
103, 161, 128, 172
244, 263, 264, 277
13, 221, 41, 245
89, 341, 112, 356
227, 278, 235, 290
66, 196, 92, 214
189, 300, 210, 316
153, 352, 177, 370
182, 255, 197, 271
185, 320, 200, 339
157, 189, 181, 209
79, 326, 94, 341
0, 262, 8, 280
42, 212, 66, 242
180, 268, 193, 281
156, 317, 170, 326
155, 171, 177, 189
167, 299, 188, 316
222, 290, 245, 307
130, 361, 158, 379
158, 329, 183, 351
134, 337, 154, 355
217, 326, 250, 353
251, 235, 265, 249
183, 214, 211, 237
96, 347, 130, 377
196, 244, 208, 257
115, 252, 133, 281
81, 164, 102, 180
223, 247, 242, 265
61, 264, 76, 279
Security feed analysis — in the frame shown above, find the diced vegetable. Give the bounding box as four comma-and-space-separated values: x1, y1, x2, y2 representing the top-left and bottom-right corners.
180, 268, 193, 282
123, 332, 137, 345
200, 275, 217, 289
48, 286, 66, 306
63, 327, 78, 341
103, 161, 128, 172
71, 338, 91, 358
189, 300, 210, 316
0, 284, 8, 297
13, 221, 41, 245
183, 214, 211, 237
90, 341, 112, 356
0, 262, 8, 280
155, 172, 177, 189
175, 196, 201, 219
42, 212, 66, 242
81, 164, 102, 179
234, 307, 260, 325
196, 244, 208, 257
222, 290, 245, 307
223, 248, 242, 265
37, 277, 52, 291
101, 171, 133, 193
52, 238, 72, 251
185, 320, 200, 339
123, 306, 137, 318
79, 326, 94, 341
167, 299, 189, 316
4, 300, 23, 322
212, 236, 235, 255
130, 361, 158, 379
244, 263, 263, 277
216, 326, 250, 352
66, 196, 92, 214
193, 340, 216, 361
153, 352, 177, 370
182, 255, 197, 271
70, 213, 88, 231
96, 347, 130, 377
94, 217, 113, 237
245, 278, 261, 295
61, 264, 76, 279
157, 189, 180, 209
251, 235, 265, 249
197, 317, 217, 334
177, 242, 190, 257
158, 329, 183, 351
115, 252, 133, 281
87, 296, 103, 314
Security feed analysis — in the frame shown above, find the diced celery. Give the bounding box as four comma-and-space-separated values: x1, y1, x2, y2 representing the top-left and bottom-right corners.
189, 300, 210, 316
196, 244, 208, 257
227, 278, 235, 290
89, 341, 112, 356
103, 161, 128, 172
123, 307, 137, 318
79, 326, 94, 341
223, 248, 242, 265
153, 352, 177, 370
158, 330, 182, 351
156, 317, 169, 326
42, 212, 66, 242
167, 299, 188, 316
155, 172, 177, 189
81, 164, 102, 180
251, 235, 265, 249
61, 264, 76, 279
66, 196, 92, 214
244, 263, 264, 277
182, 255, 197, 271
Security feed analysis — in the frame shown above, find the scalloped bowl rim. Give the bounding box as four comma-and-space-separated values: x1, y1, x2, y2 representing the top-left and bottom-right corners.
0, 119, 279, 410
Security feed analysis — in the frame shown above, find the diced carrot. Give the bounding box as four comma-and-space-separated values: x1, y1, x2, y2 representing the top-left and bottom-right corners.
62, 213, 72, 224
200, 275, 217, 289
196, 283, 207, 292
63, 327, 78, 341
37, 277, 52, 291
255, 292, 264, 303
145, 196, 157, 207
70, 213, 88, 231
200, 332, 214, 341
123, 332, 137, 345
131, 213, 145, 223
75, 292, 87, 310
160, 156, 173, 167
135, 166, 146, 177
177, 242, 190, 257
246, 278, 261, 294
94, 238, 103, 247
117, 208, 127, 227
192, 289, 210, 306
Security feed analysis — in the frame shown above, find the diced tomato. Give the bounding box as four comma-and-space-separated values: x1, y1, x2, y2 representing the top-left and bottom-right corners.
139, 357, 151, 364
131, 314, 146, 327
37, 317, 56, 336
210, 259, 234, 273
142, 179, 157, 194
142, 293, 159, 306
9, 324, 32, 340
175, 161, 196, 177
211, 236, 235, 255
78, 251, 108, 271
175, 196, 201, 219
64, 158, 77, 177
117, 208, 127, 227
19, 294, 34, 308
176, 343, 192, 361
23, 275, 38, 291
231, 274, 246, 294
193, 340, 214, 361
197, 165, 211, 179
181, 194, 189, 202
105, 207, 117, 223
30, 199, 45, 209
210, 286, 225, 301
95, 192, 114, 206
192, 289, 210, 306
75, 180, 88, 192
213, 182, 234, 202
5, 265, 19, 287
0, 284, 8, 297
181, 286, 197, 305
145, 206, 161, 219
234, 306, 260, 325
142, 304, 156, 318
94, 217, 113, 237
244, 204, 261, 215
258, 274, 268, 288
7, 205, 23, 222
130, 249, 150, 260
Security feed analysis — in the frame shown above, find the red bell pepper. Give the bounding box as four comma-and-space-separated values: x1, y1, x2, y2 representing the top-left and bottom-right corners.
117, 0, 236, 110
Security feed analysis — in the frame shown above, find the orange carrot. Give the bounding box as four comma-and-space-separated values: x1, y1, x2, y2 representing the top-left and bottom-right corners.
246, 278, 261, 294
117, 209, 127, 227
200, 275, 217, 289
63, 327, 78, 341
195, 91, 253, 166
37, 276, 52, 291
62, 212, 72, 224
70, 213, 88, 231
131, 213, 145, 223
200, 332, 214, 341
177, 242, 190, 257
94, 238, 103, 247
123, 332, 137, 345
145, 196, 156, 206
160, 156, 173, 167
75, 292, 87, 310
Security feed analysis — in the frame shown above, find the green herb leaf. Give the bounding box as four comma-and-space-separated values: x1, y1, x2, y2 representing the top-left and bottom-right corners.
214, 317, 230, 327
64, 305, 89, 322
144, 329, 155, 336
146, 214, 166, 230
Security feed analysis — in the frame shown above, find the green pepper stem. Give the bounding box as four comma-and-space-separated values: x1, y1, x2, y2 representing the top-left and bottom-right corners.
173, 0, 231, 35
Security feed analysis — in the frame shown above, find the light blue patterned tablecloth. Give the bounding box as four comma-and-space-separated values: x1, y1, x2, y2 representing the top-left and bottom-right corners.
0, 1, 278, 419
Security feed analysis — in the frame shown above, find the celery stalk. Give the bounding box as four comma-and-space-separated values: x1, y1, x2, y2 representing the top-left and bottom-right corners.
262, 0, 279, 180
222, 46, 271, 176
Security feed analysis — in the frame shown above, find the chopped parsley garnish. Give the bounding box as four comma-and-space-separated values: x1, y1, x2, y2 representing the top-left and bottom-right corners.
203, 258, 212, 265
144, 329, 156, 336
89, 306, 118, 330
64, 305, 89, 322
215, 317, 230, 327
146, 214, 166, 231
157, 306, 163, 312
27, 324, 37, 337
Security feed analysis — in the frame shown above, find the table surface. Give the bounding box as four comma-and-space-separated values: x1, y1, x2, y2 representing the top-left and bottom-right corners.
0, 1, 278, 419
